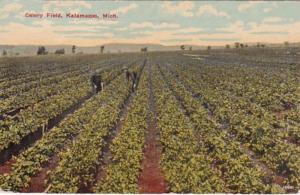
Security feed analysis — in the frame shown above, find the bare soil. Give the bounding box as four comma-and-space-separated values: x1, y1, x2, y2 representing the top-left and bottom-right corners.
0, 158, 15, 174
138, 63, 167, 193
79, 60, 147, 193
23, 156, 59, 192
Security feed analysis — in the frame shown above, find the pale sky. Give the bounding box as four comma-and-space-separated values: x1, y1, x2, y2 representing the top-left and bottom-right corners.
0, 0, 299, 46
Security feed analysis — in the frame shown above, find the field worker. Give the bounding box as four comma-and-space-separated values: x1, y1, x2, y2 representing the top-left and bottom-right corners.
122, 66, 129, 81
131, 71, 137, 92
90, 70, 103, 94
125, 69, 131, 82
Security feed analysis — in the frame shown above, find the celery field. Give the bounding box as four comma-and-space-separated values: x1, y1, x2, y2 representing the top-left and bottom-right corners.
0, 47, 299, 193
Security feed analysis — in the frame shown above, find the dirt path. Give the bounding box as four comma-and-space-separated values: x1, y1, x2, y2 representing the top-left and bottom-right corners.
0, 64, 141, 193
238, 146, 285, 185
138, 63, 167, 193
0, 92, 93, 165
160, 63, 287, 191
79, 59, 147, 193
275, 109, 300, 147
0, 61, 138, 165
23, 156, 59, 192
0, 159, 15, 175
79, 92, 134, 193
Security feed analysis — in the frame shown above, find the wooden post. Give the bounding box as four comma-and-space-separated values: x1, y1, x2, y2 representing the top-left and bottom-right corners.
42, 124, 45, 137
44, 184, 52, 193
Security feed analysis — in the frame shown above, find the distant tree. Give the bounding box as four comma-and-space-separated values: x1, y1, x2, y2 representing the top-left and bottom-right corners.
240, 43, 244, 48
225, 44, 230, 49
245, 44, 248, 48
284, 41, 289, 47
55, 48, 65, 54
37, 46, 47, 55
189, 47, 192, 51
141, 47, 148, 52
256, 42, 261, 48
15, 53, 19, 56
207, 46, 211, 51
180, 45, 185, 50
234, 42, 240, 49
2, 49, 7, 56
72, 45, 76, 54
261, 44, 266, 48
100, 45, 105, 54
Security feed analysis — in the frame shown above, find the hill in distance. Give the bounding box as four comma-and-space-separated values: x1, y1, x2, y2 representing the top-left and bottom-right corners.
0, 43, 205, 56
0, 42, 299, 57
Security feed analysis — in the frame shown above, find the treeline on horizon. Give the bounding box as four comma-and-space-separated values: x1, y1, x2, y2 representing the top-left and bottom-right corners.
1, 41, 298, 57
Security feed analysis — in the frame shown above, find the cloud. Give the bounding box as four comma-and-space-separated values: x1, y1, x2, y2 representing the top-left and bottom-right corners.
200, 38, 240, 42
196, 5, 230, 18
0, 22, 115, 46
42, 1, 91, 14
213, 19, 300, 44
238, 2, 261, 12
67, 32, 114, 38
130, 31, 152, 35
43, 1, 92, 11
262, 17, 283, 23
110, 3, 138, 14
272, 2, 279, 8
217, 20, 245, 33
115, 27, 128, 31
0, 0, 299, 47
31, 20, 106, 34
162, 1, 194, 17
263, 2, 280, 13
250, 31, 288, 35
0, 22, 64, 44
1, 20, 299, 46
129, 22, 180, 29
0, 2, 23, 19
161, 38, 192, 43
68, 19, 118, 26
176, 27, 203, 34
263, 8, 271, 13
247, 21, 295, 34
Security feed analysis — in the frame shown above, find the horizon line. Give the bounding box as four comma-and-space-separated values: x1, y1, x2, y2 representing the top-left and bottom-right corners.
0, 41, 298, 48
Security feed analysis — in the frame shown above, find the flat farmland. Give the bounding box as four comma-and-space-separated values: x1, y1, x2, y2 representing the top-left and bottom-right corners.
0, 48, 299, 193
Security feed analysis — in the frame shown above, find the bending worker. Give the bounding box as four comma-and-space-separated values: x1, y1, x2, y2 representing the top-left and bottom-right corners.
91, 70, 103, 94
131, 71, 137, 92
